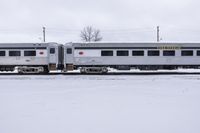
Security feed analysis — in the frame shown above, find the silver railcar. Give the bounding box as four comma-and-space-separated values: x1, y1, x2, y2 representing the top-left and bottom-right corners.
64, 42, 200, 73
0, 43, 62, 73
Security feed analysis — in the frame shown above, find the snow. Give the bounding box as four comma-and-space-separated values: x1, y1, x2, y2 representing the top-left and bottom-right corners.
109, 68, 200, 73
0, 75, 200, 133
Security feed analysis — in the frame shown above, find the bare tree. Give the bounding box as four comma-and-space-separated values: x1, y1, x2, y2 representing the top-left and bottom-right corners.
80, 26, 103, 42
93, 29, 102, 42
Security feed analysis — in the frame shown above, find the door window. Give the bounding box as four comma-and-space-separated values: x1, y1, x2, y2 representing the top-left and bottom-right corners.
50, 48, 55, 54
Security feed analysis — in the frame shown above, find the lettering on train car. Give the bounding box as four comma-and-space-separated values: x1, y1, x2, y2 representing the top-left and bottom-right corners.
157, 46, 181, 50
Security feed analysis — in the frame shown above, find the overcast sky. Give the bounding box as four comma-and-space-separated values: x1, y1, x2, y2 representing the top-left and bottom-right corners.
0, 0, 200, 43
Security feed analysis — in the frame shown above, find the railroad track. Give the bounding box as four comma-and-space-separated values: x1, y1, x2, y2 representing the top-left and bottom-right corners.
1, 72, 200, 75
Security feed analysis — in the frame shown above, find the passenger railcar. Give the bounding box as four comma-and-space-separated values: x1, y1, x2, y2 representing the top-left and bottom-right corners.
0, 43, 63, 73
64, 42, 200, 73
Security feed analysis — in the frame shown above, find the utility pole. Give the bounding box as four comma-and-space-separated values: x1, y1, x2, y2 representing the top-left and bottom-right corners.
43, 27, 46, 42
157, 26, 160, 42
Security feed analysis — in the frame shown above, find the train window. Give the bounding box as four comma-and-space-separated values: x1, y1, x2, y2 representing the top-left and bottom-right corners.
117, 50, 129, 56
181, 50, 193, 56
67, 48, 72, 54
24, 51, 36, 56
148, 50, 160, 56
132, 51, 144, 56
197, 51, 200, 56
0, 51, 5, 56
50, 48, 55, 54
9, 51, 21, 56
163, 50, 175, 56
101, 51, 113, 56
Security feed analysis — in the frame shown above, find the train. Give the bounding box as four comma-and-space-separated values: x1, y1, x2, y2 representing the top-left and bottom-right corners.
1, 42, 200, 73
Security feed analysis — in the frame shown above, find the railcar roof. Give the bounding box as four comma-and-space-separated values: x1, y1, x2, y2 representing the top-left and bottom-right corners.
65, 42, 200, 47
0, 42, 58, 47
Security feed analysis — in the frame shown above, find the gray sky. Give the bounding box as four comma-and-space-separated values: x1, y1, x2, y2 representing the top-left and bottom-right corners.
0, 0, 200, 43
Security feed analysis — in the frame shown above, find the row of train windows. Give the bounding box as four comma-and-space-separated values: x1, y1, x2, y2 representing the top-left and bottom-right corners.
101, 50, 200, 56
0, 51, 36, 56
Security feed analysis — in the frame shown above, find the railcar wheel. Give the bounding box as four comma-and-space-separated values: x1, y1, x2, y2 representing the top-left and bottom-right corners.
80, 67, 86, 74
102, 67, 108, 74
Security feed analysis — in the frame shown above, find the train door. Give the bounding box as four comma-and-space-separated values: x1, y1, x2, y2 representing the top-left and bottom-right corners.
49, 46, 58, 70
64, 46, 74, 71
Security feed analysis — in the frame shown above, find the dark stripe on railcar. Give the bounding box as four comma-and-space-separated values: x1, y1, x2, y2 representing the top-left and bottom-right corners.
0, 47, 47, 49
74, 47, 200, 50
75, 47, 158, 49
181, 47, 200, 49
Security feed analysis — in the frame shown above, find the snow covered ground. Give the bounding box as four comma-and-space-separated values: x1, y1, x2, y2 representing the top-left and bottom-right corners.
0, 75, 200, 133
